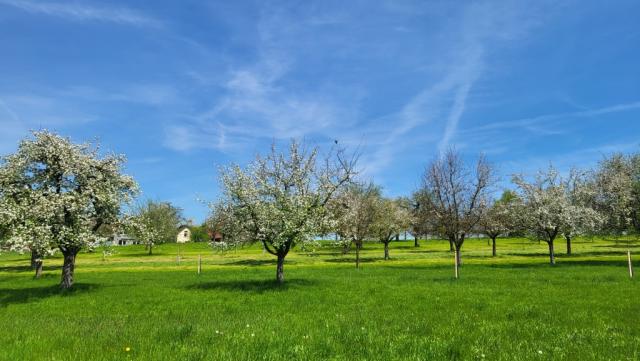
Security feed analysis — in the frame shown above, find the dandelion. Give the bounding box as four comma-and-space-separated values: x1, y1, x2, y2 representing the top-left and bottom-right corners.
538, 350, 543, 355
125, 347, 131, 352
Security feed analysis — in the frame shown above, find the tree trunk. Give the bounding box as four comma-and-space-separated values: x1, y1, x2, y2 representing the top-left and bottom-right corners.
395, 233, 400, 241
566, 236, 572, 256
34, 259, 43, 278
30, 250, 38, 269
276, 253, 285, 283
355, 242, 361, 269
414, 236, 419, 247
455, 243, 462, 267
148, 243, 153, 255
31, 250, 43, 278
548, 240, 555, 265
449, 238, 454, 252
384, 242, 390, 260
60, 247, 80, 289
492, 237, 497, 257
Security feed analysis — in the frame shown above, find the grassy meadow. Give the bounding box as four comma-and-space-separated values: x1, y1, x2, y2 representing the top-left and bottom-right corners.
0, 237, 639, 360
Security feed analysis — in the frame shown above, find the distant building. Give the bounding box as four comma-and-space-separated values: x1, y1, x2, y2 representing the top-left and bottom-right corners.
176, 225, 191, 243
111, 234, 138, 246
208, 229, 223, 243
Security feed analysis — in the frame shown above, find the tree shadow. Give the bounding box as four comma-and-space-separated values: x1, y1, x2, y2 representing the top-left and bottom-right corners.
0, 283, 101, 308
0, 265, 61, 273
223, 259, 298, 266
486, 259, 630, 269
186, 278, 316, 293
323, 257, 379, 264
594, 244, 640, 249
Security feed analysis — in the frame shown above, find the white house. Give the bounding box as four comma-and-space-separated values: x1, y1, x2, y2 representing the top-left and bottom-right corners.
176, 225, 191, 243
111, 234, 138, 246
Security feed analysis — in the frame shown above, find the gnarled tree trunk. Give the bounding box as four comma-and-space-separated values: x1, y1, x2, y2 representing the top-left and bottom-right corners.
492, 237, 497, 257
34, 259, 43, 278
276, 253, 285, 283
60, 246, 80, 289
148, 243, 153, 256
548, 240, 555, 265
414, 235, 419, 247
31, 250, 43, 278
565, 236, 572, 256
384, 241, 390, 260
30, 250, 38, 269
449, 237, 455, 252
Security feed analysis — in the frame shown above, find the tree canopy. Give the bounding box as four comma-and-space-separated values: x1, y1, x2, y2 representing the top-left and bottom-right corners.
0, 131, 137, 287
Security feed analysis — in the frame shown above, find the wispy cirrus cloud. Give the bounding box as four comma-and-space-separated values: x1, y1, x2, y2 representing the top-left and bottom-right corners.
356, 1, 547, 176
0, 0, 161, 27
464, 100, 640, 135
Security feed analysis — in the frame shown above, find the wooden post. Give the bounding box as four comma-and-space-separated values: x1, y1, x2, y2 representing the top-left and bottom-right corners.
454, 249, 459, 279
198, 254, 202, 275
628, 250, 634, 278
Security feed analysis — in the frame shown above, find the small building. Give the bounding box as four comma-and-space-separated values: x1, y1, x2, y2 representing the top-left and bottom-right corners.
207, 229, 223, 243
111, 234, 138, 246
176, 225, 191, 243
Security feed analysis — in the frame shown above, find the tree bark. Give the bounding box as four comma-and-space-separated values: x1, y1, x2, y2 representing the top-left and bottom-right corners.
355, 242, 361, 269
34, 259, 43, 278
30, 250, 38, 269
384, 242, 390, 260
31, 250, 43, 278
414, 236, 419, 247
449, 238, 455, 252
548, 240, 555, 265
276, 253, 285, 283
60, 247, 80, 289
148, 243, 153, 256
395, 233, 400, 241
454, 242, 462, 270
492, 237, 497, 257
565, 236, 572, 256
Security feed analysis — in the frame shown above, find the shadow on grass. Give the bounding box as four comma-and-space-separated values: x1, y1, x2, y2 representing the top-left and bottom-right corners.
186, 278, 317, 293
223, 259, 298, 266
324, 257, 379, 264
484, 259, 630, 269
0, 283, 101, 308
594, 244, 640, 249
0, 265, 60, 273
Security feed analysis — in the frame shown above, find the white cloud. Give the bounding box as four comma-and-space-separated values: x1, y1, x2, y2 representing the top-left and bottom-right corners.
462, 101, 640, 135
0, 0, 161, 27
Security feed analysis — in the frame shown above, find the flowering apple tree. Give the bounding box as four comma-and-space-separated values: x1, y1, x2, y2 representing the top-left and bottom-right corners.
512, 166, 601, 264
212, 140, 356, 283
0, 131, 137, 288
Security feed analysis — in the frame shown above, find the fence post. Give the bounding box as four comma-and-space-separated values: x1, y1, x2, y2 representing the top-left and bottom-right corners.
628, 250, 634, 278
198, 254, 202, 275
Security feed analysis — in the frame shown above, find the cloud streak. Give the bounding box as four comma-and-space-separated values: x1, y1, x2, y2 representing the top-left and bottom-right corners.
0, 0, 161, 27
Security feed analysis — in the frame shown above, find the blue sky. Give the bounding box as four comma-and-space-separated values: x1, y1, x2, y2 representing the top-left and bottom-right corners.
1, 0, 639, 222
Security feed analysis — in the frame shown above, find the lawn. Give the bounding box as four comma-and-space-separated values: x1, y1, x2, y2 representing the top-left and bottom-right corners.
0, 237, 639, 360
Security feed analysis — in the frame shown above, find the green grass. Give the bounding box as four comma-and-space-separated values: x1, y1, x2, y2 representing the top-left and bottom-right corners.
1, 237, 639, 360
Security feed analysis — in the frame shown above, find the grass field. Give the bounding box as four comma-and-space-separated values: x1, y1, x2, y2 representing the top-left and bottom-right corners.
1, 237, 639, 360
